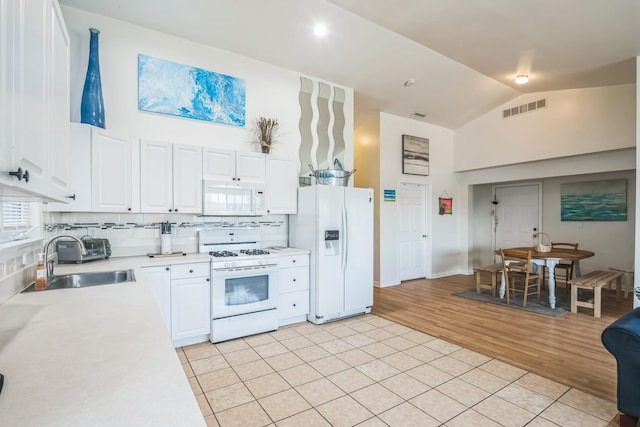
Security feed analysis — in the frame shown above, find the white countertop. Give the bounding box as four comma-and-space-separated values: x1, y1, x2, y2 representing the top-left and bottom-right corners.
0, 255, 208, 427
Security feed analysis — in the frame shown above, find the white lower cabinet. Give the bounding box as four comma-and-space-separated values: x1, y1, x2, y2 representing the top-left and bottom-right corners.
278, 254, 310, 326
142, 261, 211, 347
142, 265, 172, 333
170, 263, 210, 345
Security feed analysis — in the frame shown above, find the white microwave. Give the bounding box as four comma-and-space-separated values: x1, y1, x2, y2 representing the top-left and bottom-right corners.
202, 180, 266, 216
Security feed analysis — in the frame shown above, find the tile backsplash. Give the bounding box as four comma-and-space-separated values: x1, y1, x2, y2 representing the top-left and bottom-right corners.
0, 212, 289, 303
43, 212, 289, 257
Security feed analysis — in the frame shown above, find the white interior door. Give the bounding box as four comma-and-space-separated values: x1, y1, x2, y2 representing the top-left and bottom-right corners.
494, 184, 541, 259
398, 183, 427, 280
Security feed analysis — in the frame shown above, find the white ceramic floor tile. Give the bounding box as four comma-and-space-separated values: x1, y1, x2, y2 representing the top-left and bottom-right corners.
182, 315, 614, 427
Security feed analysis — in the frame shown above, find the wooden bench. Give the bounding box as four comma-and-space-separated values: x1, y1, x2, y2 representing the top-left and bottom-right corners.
474, 263, 503, 297
568, 270, 624, 318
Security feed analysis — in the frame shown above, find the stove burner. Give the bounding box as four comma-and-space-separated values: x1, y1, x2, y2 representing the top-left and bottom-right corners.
209, 251, 238, 257
240, 249, 270, 256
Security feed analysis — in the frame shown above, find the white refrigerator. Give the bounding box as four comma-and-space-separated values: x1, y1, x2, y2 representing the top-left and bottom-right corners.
289, 185, 374, 324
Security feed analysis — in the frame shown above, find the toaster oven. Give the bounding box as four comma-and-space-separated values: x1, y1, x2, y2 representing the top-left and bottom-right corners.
56, 238, 111, 264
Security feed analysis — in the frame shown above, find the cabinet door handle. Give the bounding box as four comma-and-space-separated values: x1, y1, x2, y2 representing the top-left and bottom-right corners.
23, 169, 29, 183
292, 260, 296, 263
168, 209, 173, 212
189, 269, 194, 273
127, 208, 132, 211
293, 278, 296, 282
293, 303, 296, 307
174, 209, 178, 212
206, 278, 210, 282
67, 194, 76, 200
165, 267, 170, 271
9, 167, 24, 181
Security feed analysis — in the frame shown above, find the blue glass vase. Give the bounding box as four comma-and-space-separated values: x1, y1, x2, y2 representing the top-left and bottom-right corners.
81, 28, 105, 128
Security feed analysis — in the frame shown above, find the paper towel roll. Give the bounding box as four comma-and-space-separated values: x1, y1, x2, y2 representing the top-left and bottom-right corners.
161, 234, 172, 254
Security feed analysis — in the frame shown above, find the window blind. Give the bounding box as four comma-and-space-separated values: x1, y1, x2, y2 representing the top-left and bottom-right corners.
1, 201, 30, 230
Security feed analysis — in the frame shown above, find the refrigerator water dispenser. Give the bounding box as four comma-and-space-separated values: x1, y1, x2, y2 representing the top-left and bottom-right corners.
324, 230, 340, 256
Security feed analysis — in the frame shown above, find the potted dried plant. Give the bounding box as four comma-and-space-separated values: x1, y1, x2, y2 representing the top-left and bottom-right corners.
255, 117, 280, 154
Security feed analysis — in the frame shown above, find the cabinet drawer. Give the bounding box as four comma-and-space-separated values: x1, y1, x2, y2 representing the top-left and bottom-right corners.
279, 254, 309, 268
279, 266, 309, 293
279, 290, 309, 319
171, 262, 210, 279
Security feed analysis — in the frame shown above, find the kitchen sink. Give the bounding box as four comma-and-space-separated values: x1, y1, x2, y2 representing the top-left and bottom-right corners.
23, 269, 136, 292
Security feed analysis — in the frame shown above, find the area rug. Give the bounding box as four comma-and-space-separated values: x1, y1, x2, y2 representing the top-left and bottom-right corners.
454, 287, 572, 317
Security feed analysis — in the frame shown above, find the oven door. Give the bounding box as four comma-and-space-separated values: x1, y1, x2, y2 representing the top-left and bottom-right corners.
211, 265, 278, 318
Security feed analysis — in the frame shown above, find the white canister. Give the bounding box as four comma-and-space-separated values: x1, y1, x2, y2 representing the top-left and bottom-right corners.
160, 234, 172, 254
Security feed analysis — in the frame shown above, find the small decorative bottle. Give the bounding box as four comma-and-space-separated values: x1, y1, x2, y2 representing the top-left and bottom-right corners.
35, 253, 46, 290
80, 28, 105, 128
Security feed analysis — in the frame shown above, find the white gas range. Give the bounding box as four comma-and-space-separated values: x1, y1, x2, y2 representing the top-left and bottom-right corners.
198, 228, 280, 343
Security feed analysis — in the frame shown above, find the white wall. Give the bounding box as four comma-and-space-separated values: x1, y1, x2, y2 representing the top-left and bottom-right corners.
635, 56, 640, 308
379, 113, 456, 286
61, 6, 353, 170
470, 170, 636, 274
354, 115, 381, 284
455, 84, 636, 172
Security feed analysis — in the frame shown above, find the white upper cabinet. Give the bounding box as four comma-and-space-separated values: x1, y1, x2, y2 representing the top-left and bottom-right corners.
92, 127, 140, 212
0, 0, 70, 200
0, 0, 16, 188
172, 144, 203, 213
140, 140, 173, 213
47, 0, 71, 201
140, 140, 202, 213
235, 151, 266, 184
46, 123, 92, 211
12, 0, 49, 196
203, 148, 265, 184
266, 155, 298, 214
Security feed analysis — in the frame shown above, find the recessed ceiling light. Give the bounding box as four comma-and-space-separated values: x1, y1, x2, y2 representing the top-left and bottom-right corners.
314, 24, 327, 37
404, 79, 416, 87
515, 74, 529, 84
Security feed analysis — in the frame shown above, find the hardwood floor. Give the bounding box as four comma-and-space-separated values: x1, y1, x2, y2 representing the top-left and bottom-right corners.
371, 274, 634, 403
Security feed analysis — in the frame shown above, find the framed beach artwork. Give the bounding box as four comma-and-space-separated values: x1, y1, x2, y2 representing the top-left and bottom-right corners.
560, 179, 627, 221
402, 135, 429, 176
138, 54, 246, 126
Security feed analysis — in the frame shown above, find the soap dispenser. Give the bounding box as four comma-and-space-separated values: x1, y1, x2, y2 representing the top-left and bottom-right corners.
35, 253, 46, 290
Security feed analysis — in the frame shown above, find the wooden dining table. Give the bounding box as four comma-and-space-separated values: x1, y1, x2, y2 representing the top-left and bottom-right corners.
496, 247, 595, 309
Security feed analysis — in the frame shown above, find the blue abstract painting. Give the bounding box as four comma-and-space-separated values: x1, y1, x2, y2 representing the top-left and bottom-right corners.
561, 179, 627, 221
138, 54, 245, 126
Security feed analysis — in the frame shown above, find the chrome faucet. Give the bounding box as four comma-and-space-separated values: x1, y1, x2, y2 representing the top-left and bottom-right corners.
44, 235, 87, 278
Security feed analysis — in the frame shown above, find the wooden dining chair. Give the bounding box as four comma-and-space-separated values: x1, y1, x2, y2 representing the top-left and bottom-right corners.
500, 248, 541, 308
551, 242, 579, 292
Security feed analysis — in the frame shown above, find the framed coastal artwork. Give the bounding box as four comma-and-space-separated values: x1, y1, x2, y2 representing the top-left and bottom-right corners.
138, 54, 246, 126
560, 179, 627, 221
402, 134, 429, 176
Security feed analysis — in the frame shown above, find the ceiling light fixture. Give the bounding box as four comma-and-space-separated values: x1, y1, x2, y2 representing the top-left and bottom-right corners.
404, 79, 416, 87
515, 74, 529, 84
313, 24, 327, 37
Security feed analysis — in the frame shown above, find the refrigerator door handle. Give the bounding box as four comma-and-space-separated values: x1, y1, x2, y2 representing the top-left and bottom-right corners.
342, 204, 348, 275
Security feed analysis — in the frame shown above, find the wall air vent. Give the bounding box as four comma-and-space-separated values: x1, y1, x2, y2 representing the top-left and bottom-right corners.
412, 112, 427, 118
502, 98, 547, 119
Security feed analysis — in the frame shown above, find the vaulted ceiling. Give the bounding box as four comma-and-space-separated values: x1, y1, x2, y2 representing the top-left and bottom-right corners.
60, 0, 640, 129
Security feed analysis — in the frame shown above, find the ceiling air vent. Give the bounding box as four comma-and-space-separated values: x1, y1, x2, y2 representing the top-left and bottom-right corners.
412, 112, 426, 118
502, 98, 547, 119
